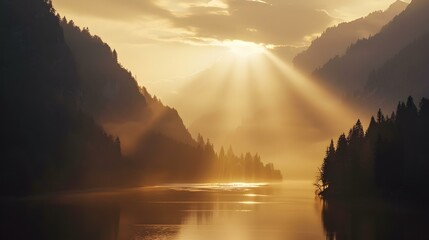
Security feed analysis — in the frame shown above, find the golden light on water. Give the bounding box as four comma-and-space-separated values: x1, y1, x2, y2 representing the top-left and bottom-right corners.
150, 182, 269, 192
141, 182, 325, 240
244, 193, 266, 197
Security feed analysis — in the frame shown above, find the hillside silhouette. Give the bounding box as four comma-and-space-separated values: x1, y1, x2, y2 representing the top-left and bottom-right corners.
314, 0, 429, 106
61, 19, 147, 123
60, 19, 195, 147
1, 0, 122, 195
0, 0, 282, 195
294, 0, 407, 74
317, 97, 429, 202
363, 32, 429, 111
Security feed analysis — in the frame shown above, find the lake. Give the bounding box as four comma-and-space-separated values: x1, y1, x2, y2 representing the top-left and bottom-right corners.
1, 181, 427, 240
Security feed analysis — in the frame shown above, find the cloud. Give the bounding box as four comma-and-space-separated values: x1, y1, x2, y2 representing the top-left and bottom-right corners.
54, 0, 174, 20
168, 0, 334, 45
53, 0, 396, 47
157, 0, 229, 16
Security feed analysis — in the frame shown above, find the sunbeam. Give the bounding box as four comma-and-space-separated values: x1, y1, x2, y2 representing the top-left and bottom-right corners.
264, 51, 359, 125
167, 45, 364, 179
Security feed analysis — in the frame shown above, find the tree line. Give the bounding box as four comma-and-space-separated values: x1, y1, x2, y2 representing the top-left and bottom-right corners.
125, 133, 282, 184
317, 97, 429, 202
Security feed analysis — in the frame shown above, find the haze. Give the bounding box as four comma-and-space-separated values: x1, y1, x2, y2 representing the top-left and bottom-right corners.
51, 0, 408, 179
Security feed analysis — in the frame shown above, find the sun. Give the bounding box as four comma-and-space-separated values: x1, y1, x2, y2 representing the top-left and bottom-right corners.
223, 40, 267, 58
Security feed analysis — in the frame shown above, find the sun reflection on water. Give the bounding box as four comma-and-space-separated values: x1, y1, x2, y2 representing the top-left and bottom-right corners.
238, 201, 261, 205
150, 182, 269, 192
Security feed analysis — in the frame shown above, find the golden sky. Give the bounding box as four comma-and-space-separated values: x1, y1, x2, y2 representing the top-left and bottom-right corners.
52, 0, 407, 98
52, 0, 408, 179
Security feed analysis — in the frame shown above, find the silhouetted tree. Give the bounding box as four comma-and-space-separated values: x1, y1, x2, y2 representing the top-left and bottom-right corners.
317, 97, 429, 202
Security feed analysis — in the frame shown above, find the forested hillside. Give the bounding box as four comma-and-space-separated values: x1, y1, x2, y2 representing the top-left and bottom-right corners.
314, 0, 429, 100
294, 0, 407, 74
317, 97, 429, 202
0, 0, 121, 194
363, 32, 429, 111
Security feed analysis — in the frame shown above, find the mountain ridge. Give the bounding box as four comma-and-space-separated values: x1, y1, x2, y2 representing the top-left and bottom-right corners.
60, 20, 196, 147
362, 31, 429, 111
314, 0, 429, 95
293, 0, 407, 74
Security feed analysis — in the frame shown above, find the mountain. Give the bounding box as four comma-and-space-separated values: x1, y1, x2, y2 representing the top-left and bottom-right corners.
0, 0, 122, 195
60, 20, 195, 147
293, 0, 407, 74
314, 0, 429, 99
60, 20, 147, 123
363, 32, 429, 111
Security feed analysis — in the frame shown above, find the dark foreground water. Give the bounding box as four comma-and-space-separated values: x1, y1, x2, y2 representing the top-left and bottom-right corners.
1, 181, 427, 240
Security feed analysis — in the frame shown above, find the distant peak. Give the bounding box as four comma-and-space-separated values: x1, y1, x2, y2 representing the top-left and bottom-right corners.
387, 0, 408, 11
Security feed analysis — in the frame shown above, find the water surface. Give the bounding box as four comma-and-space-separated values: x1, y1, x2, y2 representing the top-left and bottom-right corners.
1, 181, 325, 240
2, 181, 427, 240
